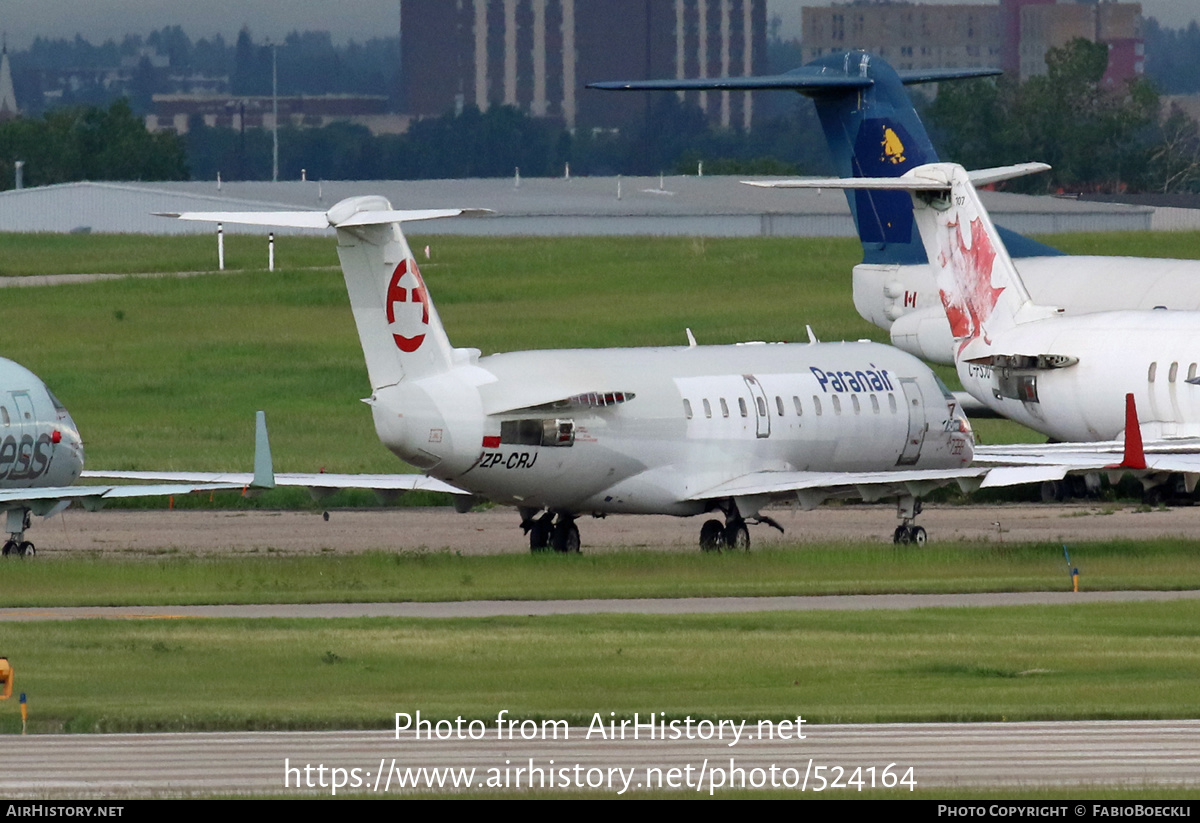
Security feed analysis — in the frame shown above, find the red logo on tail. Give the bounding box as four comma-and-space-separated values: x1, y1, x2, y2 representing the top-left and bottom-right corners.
386, 259, 429, 352
938, 217, 1003, 348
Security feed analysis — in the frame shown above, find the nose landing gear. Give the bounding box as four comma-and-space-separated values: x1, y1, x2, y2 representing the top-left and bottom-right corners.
892, 497, 926, 545
1, 510, 34, 558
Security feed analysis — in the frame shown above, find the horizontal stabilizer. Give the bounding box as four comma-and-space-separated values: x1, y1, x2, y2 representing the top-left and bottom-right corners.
897, 67, 1002, 85
745, 163, 1050, 192
587, 73, 871, 93
588, 67, 998, 94
158, 208, 491, 229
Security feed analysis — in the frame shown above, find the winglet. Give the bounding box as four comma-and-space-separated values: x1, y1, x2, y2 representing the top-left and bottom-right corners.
1120, 393, 1146, 470
253, 411, 276, 489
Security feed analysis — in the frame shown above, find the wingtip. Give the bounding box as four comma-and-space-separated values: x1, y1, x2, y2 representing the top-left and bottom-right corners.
253, 410, 276, 489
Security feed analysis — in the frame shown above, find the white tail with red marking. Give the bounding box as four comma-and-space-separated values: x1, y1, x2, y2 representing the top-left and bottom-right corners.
169, 197, 487, 389
747, 162, 1052, 355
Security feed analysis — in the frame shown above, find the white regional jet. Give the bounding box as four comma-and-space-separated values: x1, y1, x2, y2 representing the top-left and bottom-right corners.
141, 196, 1000, 550
0, 358, 280, 556
749, 163, 1200, 450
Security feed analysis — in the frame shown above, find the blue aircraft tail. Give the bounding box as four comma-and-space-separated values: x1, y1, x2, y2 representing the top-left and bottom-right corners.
589, 50, 1063, 265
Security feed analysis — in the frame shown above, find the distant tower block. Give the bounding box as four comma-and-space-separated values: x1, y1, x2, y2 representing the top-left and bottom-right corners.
0, 38, 19, 123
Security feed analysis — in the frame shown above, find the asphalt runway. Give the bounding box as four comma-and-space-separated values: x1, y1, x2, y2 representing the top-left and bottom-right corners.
2, 721, 1197, 797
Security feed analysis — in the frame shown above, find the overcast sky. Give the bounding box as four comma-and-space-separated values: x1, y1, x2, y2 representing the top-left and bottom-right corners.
0, 0, 1194, 50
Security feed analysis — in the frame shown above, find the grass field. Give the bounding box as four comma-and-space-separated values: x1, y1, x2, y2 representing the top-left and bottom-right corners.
2, 229, 1198, 475
2, 599, 1197, 733
4, 539, 1198, 607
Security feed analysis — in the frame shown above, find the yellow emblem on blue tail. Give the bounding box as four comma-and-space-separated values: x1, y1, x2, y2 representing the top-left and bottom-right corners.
881, 127, 906, 164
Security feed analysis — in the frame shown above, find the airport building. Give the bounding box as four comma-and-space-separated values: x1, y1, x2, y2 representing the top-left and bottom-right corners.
399, 0, 769, 131
802, 0, 1143, 85
0, 174, 1191, 237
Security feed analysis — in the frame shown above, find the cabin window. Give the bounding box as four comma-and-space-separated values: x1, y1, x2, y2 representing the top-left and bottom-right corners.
1170, 362, 1179, 383
720, 398, 730, 418
683, 399, 693, 419
1190, 363, 1197, 382
793, 396, 803, 416
832, 396, 842, 415
813, 396, 822, 416
0, 407, 7, 426
871, 395, 880, 414
775, 396, 785, 416
703, 399, 712, 418
755, 397, 766, 417
851, 396, 861, 414
888, 393, 897, 413
738, 398, 748, 418
500, 418, 575, 447
1149, 362, 1158, 383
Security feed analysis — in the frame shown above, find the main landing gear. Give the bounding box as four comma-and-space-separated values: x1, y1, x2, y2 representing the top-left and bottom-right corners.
698, 512, 783, 552
523, 511, 580, 553
1, 510, 34, 558
892, 497, 926, 545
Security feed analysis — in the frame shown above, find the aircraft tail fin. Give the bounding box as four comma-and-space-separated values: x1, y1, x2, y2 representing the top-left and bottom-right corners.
747, 162, 1050, 348
591, 50, 1061, 265
168, 201, 489, 390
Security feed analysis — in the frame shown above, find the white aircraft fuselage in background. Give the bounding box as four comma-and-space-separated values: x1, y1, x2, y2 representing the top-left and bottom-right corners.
856, 256, 1200, 368
169, 196, 977, 550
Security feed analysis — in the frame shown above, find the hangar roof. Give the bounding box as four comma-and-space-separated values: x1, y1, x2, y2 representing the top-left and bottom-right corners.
0, 175, 1173, 237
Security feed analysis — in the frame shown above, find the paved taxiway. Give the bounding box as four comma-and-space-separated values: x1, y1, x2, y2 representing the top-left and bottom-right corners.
25, 502, 1200, 556
3, 721, 1197, 796
4, 588, 1200, 622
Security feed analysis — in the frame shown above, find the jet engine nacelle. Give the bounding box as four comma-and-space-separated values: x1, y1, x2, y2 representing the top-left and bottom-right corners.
888, 307, 956, 365
371, 377, 484, 475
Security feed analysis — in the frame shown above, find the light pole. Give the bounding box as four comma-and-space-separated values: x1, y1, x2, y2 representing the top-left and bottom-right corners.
271, 41, 279, 183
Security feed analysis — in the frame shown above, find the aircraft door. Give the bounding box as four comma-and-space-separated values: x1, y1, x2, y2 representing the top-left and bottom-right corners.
743, 375, 771, 439
897, 378, 926, 465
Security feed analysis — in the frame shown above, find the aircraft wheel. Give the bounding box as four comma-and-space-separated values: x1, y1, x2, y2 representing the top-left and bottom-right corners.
552, 520, 580, 553
723, 521, 750, 551
699, 519, 725, 552
893, 526, 911, 545
910, 527, 927, 546
0, 540, 13, 557
528, 514, 553, 552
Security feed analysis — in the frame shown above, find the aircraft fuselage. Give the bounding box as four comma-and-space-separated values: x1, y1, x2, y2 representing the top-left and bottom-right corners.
369, 341, 973, 516
0, 358, 84, 491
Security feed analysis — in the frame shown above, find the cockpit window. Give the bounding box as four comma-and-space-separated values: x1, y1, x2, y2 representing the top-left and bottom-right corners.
46, 390, 68, 412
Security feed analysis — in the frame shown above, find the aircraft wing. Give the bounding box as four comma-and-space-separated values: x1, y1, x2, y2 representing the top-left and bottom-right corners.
687, 467, 989, 510
974, 442, 1200, 476
81, 410, 468, 499
0, 481, 262, 520
80, 470, 466, 496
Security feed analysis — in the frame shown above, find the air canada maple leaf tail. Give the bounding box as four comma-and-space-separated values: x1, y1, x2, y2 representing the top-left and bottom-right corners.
163, 198, 488, 389
745, 162, 1051, 350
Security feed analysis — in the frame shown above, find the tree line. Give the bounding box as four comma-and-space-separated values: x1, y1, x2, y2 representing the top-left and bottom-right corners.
1, 33, 1199, 194
923, 39, 1200, 194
